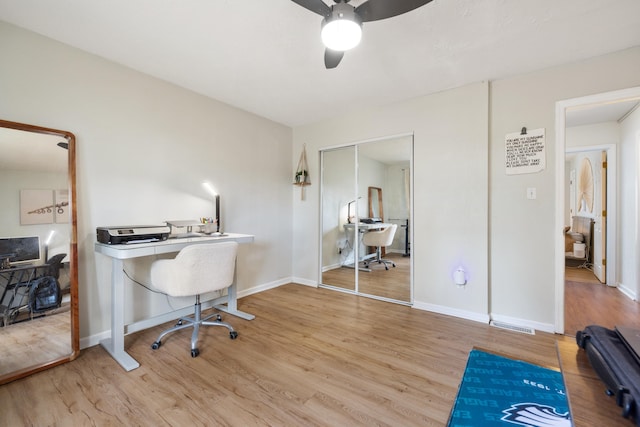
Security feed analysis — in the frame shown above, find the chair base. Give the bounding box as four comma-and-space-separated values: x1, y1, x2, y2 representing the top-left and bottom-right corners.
151, 295, 237, 357
363, 258, 396, 270
362, 247, 396, 271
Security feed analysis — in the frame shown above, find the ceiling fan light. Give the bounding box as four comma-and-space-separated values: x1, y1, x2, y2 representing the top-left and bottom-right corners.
321, 15, 362, 51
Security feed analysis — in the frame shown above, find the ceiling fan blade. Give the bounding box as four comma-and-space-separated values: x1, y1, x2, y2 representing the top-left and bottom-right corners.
324, 49, 344, 69
355, 0, 433, 22
291, 0, 331, 17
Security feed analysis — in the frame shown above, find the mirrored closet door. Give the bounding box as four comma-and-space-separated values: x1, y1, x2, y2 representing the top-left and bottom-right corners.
320, 135, 413, 304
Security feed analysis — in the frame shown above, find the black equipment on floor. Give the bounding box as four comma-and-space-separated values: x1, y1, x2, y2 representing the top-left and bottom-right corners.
576, 325, 640, 426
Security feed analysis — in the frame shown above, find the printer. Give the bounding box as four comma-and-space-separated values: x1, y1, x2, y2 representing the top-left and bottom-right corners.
96, 225, 171, 245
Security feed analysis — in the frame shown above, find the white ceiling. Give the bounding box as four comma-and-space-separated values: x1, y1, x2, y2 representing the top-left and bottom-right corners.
565, 99, 639, 128
0, 127, 68, 173
0, 0, 639, 127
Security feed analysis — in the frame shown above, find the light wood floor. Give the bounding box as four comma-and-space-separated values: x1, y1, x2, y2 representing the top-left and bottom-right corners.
321, 253, 411, 302
0, 305, 71, 377
1, 283, 622, 426
564, 266, 640, 337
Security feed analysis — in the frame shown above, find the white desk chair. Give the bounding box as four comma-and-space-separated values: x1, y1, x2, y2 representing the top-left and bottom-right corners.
149, 241, 239, 357
362, 224, 397, 270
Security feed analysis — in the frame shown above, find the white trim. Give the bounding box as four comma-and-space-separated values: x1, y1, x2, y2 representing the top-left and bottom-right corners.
412, 300, 490, 324
292, 277, 318, 287
80, 278, 293, 350
318, 131, 415, 152
618, 283, 638, 301
555, 86, 640, 334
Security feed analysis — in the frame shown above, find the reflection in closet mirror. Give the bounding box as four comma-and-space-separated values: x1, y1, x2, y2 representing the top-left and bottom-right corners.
0, 119, 79, 384
368, 187, 383, 220
321, 146, 356, 293
319, 135, 413, 305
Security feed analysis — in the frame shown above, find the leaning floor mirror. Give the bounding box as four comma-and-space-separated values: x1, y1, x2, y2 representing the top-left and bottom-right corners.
0, 119, 79, 384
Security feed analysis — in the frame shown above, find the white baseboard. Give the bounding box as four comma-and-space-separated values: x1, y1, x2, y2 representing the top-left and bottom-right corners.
80, 278, 294, 350
237, 277, 291, 298
618, 282, 638, 301
291, 277, 318, 287
412, 300, 490, 324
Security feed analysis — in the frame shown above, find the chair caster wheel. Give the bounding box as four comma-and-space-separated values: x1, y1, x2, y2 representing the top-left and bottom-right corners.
230, 331, 238, 340
191, 348, 199, 357
176, 319, 183, 326
151, 341, 161, 350
216, 314, 222, 321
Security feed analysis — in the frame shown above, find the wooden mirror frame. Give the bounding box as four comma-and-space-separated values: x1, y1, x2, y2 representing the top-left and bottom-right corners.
0, 119, 79, 384
368, 186, 383, 220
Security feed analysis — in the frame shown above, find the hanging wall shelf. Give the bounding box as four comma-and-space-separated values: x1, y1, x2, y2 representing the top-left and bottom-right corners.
294, 144, 311, 200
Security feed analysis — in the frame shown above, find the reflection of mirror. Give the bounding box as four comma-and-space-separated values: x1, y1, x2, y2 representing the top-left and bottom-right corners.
368, 187, 383, 220
320, 135, 412, 304
0, 119, 79, 384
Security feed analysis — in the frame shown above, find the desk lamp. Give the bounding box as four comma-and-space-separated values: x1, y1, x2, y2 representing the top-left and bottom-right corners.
347, 197, 361, 224
44, 230, 55, 261
202, 181, 221, 233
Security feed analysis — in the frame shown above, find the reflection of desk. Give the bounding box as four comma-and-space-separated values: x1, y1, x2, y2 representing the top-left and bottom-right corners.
0, 264, 50, 326
95, 233, 254, 371
342, 223, 392, 270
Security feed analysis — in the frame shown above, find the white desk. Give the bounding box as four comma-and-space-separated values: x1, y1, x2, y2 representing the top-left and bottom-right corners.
95, 233, 254, 371
342, 223, 392, 270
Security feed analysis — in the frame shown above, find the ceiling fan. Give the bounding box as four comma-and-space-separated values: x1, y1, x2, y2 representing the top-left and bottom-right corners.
292, 0, 433, 69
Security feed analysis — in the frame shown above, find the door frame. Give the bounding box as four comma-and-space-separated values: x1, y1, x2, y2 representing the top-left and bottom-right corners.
555, 86, 640, 333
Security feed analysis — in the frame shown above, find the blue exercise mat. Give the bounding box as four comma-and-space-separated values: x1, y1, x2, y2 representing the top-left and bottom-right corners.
448, 348, 571, 427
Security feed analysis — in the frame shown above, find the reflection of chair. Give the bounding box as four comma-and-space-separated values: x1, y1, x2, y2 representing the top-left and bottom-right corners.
149, 242, 239, 358
45, 253, 66, 280
362, 224, 397, 270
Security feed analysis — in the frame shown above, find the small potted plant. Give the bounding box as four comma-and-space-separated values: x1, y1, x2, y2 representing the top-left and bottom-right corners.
295, 169, 308, 185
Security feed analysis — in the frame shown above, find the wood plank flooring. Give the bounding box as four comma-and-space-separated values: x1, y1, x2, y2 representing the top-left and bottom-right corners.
0, 305, 71, 377
322, 253, 411, 302
564, 267, 640, 337
1, 283, 573, 427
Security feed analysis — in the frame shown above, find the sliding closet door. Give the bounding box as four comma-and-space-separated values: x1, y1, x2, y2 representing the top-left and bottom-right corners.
320, 146, 356, 291
320, 136, 413, 304
357, 138, 412, 303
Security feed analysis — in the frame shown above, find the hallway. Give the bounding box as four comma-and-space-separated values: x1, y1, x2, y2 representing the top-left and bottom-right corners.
564, 267, 640, 337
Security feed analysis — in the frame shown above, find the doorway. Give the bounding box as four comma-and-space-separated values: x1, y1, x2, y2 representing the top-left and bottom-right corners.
319, 134, 413, 305
564, 146, 612, 284
555, 86, 640, 334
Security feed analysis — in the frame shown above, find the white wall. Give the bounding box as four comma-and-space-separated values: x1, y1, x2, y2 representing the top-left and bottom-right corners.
3, 20, 640, 341
293, 82, 491, 322
0, 170, 70, 261
620, 105, 640, 299
294, 47, 640, 333
490, 48, 640, 331
0, 22, 293, 342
